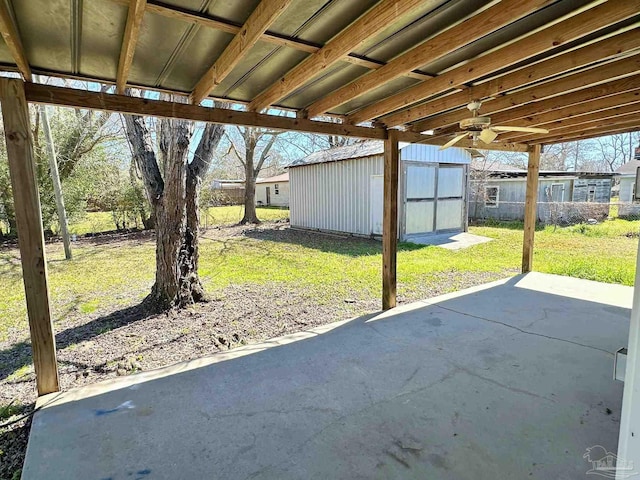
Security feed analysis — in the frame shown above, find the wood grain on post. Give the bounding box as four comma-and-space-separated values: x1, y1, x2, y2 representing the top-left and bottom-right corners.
0, 78, 59, 395
522, 144, 541, 274
383, 129, 399, 310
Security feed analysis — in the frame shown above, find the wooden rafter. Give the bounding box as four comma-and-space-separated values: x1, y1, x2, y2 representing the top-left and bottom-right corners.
190, 0, 292, 105
528, 119, 640, 145
0, 0, 31, 81
248, 0, 425, 112
535, 126, 640, 145
500, 91, 640, 131
514, 114, 640, 144
304, 0, 553, 118
429, 88, 640, 142
413, 55, 640, 134
497, 103, 640, 142
347, 0, 640, 125
107, 0, 432, 82
400, 27, 640, 131
117, 0, 147, 94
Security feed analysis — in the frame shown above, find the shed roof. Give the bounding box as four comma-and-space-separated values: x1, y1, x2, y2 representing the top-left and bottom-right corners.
484, 170, 616, 179
1, 0, 639, 149
288, 140, 471, 168
256, 172, 289, 183
615, 160, 640, 176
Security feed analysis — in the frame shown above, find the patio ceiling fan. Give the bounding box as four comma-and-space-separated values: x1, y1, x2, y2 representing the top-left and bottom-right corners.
439, 100, 549, 150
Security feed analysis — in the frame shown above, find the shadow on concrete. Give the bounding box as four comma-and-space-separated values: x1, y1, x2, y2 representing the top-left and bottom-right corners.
21, 273, 631, 480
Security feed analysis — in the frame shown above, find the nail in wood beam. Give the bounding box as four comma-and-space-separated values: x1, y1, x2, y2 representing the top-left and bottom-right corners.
0, 78, 59, 395
383, 129, 399, 310
522, 144, 541, 274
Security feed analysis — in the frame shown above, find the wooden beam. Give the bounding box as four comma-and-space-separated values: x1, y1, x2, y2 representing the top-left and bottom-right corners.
25, 82, 389, 139
304, 0, 553, 118
400, 27, 640, 130
348, 0, 640, 125
526, 118, 640, 145
117, 0, 147, 94
522, 144, 541, 274
480, 90, 640, 134
0, 78, 58, 395
498, 103, 640, 142
383, 129, 399, 311
22, 82, 528, 152
108, 0, 432, 81
248, 0, 424, 112
0, 0, 31, 81
536, 126, 640, 145
414, 56, 640, 134
191, 0, 292, 105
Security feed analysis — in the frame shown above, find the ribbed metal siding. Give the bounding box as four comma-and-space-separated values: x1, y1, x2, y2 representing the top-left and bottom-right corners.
290, 156, 383, 235
400, 144, 471, 164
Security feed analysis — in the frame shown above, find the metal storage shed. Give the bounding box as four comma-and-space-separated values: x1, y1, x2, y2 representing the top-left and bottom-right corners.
289, 141, 471, 241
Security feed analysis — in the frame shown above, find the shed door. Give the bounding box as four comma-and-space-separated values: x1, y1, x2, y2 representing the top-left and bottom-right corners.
405, 165, 436, 234
435, 165, 465, 231
370, 175, 383, 235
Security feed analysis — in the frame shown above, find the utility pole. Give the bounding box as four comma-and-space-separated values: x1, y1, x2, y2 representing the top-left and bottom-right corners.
40, 104, 72, 259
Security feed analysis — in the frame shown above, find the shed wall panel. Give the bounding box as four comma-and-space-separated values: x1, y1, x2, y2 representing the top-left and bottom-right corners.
290, 156, 383, 235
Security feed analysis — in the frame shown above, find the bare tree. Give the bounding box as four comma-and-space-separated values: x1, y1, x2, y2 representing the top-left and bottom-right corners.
225, 126, 282, 224
122, 93, 225, 309
595, 133, 640, 172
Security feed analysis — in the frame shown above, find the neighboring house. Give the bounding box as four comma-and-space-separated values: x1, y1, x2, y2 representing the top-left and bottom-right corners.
470, 168, 614, 224
288, 141, 471, 241
255, 172, 289, 207
210, 179, 245, 205
615, 160, 640, 217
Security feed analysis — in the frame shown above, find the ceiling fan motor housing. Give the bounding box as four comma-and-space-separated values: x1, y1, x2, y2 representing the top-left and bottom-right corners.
459, 115, 492, 131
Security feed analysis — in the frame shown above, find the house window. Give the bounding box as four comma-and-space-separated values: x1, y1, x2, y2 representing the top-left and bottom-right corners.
587, 185, 596, 202
485, 186, 499, 207
274, 184, 279, 195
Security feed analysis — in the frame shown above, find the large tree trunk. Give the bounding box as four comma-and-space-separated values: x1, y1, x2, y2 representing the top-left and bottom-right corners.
240, 161, 259, 224
123, 106, 224, 310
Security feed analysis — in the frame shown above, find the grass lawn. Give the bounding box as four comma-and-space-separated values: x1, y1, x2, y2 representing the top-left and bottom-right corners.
0, 214, 638, 479
65, 206, 290, 236
1, 215, 638, 343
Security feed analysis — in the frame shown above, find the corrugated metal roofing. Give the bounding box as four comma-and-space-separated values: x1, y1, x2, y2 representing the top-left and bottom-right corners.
0, 0, 637, 146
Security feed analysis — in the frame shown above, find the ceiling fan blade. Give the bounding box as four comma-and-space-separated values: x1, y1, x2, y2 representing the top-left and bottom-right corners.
479, 128, 498, 144
491, 125, 549, 134
439, 133, 468, 150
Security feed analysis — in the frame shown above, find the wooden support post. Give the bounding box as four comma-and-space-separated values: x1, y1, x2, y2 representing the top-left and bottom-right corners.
522, 144, 541, 273
0, 78, 59, 395
383, 129, 399, 310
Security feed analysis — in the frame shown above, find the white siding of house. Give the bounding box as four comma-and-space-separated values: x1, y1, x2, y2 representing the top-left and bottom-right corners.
620, 176, 635, 202
255, 182, 289, 207
290, 156, 383, 236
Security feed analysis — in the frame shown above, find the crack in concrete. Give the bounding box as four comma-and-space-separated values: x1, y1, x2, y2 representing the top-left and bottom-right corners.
429, 304, 613, 356
451, 363, 556, 403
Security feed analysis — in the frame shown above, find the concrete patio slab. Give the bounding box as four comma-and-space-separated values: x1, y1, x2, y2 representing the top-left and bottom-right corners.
22, 273, 632, 479
408, 232, 493, 250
